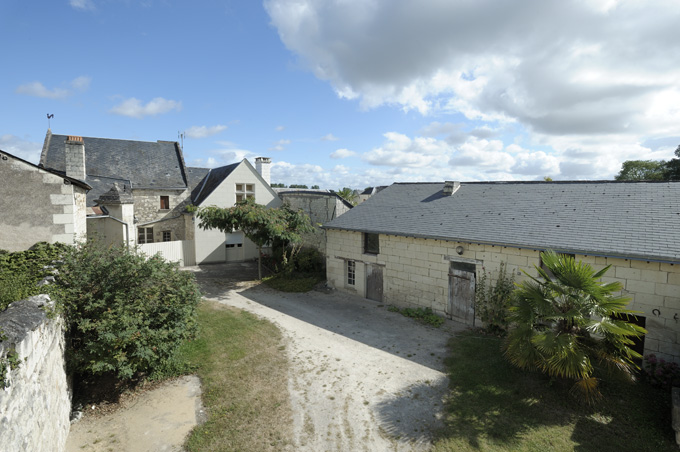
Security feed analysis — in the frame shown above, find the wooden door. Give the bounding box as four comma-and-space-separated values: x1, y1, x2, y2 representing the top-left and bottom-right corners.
366, 264, 383, 302
448, 263, 476, 325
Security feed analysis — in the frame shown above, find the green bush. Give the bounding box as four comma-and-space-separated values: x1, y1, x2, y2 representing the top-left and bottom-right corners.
53, 243, 200, 380
0, 242, 68, 311
293, 247, 325, 273
388, 306, 445, 327
475, 262, 515, 334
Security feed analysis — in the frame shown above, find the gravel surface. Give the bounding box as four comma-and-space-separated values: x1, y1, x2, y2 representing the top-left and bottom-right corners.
195, 263, 467, 452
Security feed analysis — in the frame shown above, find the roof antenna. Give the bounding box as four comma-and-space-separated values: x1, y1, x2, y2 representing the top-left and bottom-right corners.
47, 113, 54, 129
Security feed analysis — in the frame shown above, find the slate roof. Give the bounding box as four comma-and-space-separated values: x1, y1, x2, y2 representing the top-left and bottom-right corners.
191, 162, 239, 205
324, 181, 680, 263
84, 175, 131, 207
186, 167, 211, 190
42, 133, 188, 189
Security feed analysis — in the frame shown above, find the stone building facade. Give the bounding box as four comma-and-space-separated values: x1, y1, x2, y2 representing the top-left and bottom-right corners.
325, 181, 680, 363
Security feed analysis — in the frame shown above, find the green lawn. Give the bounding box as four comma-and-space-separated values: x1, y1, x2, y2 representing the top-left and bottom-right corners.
178, 300, 293, 451
433, 332, 676, 452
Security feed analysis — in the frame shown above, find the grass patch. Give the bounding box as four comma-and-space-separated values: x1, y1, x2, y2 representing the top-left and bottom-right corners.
262, 272, 325, 293
387, 305, 444, 327
433, 331, 676, 451
179, 300, 292, 451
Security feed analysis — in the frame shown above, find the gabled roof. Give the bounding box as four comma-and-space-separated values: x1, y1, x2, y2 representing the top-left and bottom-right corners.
324, 181, 680, 263
41, 131, 188, 189
0, 149, 91, 190
191, 162, 239, 206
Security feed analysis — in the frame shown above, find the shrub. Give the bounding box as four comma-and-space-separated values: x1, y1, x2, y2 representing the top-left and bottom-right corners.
388, 306, 444, 328
53, 242, 200, 380
474, 262, 515, 334
293, 247, 325, 274
0, 242, 68, 311
643, 354, 680, 390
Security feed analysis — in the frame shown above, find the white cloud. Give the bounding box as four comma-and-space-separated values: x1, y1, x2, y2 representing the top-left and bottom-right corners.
185, 125, 227, 139
266, 0, 680, 156
269, 139, 291, 151
321, 133, 339, 141
330, 148, 356, 159
110, 97, 182, 118
275, 125, 285, 131
15, 76, 91, 99
69, 0, 95, 11
0, 135, 42, 164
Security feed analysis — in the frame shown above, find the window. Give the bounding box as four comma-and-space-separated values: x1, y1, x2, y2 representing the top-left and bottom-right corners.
138, 227, 153, 244
162, 231, 171, 242
347, 260, 356, 286
160, 196, 170, 210
364, 233, 379, 255
235, 183, 255, 203
225, 244, 243, 248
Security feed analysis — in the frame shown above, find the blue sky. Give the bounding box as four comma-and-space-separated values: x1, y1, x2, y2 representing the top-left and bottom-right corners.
2, 0, 679, 189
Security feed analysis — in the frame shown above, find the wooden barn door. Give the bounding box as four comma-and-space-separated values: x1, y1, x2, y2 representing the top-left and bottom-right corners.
448, 261, 476, 325
366, 264, 383, 302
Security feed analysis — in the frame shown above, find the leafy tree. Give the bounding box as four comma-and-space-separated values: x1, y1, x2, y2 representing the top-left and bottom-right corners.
311, 185, 320, 189
195, 199, 313, 279
543, 176, 553, 181
503, 250, 646, 400
615, 160, 667, 181
337, 187, 358, 205
289, 184, 308, 189
270, 183, 287, 188
664, 145, 680, 180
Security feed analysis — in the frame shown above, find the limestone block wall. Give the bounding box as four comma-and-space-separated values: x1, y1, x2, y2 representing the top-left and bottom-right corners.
326, 229, 680, 362
132, 188, 191, 242
0, 152, 85, 251
0, 295, 70, 452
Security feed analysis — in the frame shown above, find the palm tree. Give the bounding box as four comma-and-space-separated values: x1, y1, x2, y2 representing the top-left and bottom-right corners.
503, 250, 646, 400
336, 187, 358, 205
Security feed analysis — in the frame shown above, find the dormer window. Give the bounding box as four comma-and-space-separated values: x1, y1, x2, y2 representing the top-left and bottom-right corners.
236, 184, 255, 203
160, 195, 170, 210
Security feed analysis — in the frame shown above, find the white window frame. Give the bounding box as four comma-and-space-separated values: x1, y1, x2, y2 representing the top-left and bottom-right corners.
346, 260, 356, 286
235, 183, 255, 203
138, 227, 153, 244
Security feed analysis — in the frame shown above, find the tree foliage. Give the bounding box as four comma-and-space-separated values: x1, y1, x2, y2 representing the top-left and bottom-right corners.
337, 187, 358, 205
665, 145, 680, 180
54, 242, 200, 380
615, 160, 667, 181
502, 251, 646, 401
195, 199, 313, 279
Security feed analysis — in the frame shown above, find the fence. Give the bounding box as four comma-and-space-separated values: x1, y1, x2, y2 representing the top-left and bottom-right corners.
138, 240, 196, 267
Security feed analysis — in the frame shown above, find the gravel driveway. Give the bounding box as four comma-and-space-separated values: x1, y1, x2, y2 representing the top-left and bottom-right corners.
194, 263, 467, 452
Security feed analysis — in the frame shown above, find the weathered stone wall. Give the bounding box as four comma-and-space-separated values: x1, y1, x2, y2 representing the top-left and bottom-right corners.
132, 188, 192, 243
280, 192, 351, 254
0, 152, 85, 251
326, 230, 680, 362
0, 295, 70, 452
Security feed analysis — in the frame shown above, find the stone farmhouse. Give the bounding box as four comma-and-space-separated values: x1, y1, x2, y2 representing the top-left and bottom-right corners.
0, 149, 91, 251
324, 180, 680, 363
39, 130, 278, 264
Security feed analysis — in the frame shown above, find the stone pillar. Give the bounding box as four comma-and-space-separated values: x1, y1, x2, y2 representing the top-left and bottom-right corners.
65, 136, 86, 181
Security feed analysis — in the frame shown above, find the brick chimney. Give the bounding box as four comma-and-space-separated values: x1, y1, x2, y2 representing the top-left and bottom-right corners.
65, 136, 86, 181
255, 157, 271, 185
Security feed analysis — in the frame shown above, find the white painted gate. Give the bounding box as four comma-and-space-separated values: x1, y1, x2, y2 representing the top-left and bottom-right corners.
138, 240, 196, 267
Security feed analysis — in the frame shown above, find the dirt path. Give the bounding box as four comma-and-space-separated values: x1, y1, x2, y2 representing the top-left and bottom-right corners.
65, 375, 203, 452
196, 264, 466, 451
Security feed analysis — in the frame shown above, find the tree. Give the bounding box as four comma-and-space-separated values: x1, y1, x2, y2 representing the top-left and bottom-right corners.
664, 145, 680, 180
289, 184, 308, 189
615, 160, 667, 181
337, 187, 358, 205
503, 250, 646, 400
194, 199, 313, 279
270, 183, 287, 188
311, 185, 320, 189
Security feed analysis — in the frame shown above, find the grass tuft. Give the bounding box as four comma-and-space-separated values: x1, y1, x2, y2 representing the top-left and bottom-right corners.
262, 273, 325, 293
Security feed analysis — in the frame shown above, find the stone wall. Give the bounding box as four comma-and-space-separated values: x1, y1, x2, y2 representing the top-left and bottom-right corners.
326, 229, 680, 362
132, 188, 192, 243
280, 192, 351, 254
0, 152, 86, 251
0, 295, 70, 452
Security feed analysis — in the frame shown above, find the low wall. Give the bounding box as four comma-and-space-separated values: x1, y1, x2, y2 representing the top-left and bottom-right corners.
0, 295, 70, 452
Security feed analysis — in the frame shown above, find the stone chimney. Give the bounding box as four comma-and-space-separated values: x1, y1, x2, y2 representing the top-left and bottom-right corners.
443, 181, 460, 196
255, 157, 271, 185
65, 136, 86, 181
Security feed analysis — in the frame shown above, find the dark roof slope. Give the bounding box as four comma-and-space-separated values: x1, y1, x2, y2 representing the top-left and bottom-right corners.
186, 167, 210, 190
324, 181, 680, 262
42, 133, 187, 189
191, 162, 239, 205
84, 175, 131, 207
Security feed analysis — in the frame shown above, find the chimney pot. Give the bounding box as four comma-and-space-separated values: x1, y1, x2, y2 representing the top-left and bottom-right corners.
443, 181, 460, 196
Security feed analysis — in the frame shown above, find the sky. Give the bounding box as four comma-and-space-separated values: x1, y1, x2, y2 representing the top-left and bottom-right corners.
2, 0, 680, 190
